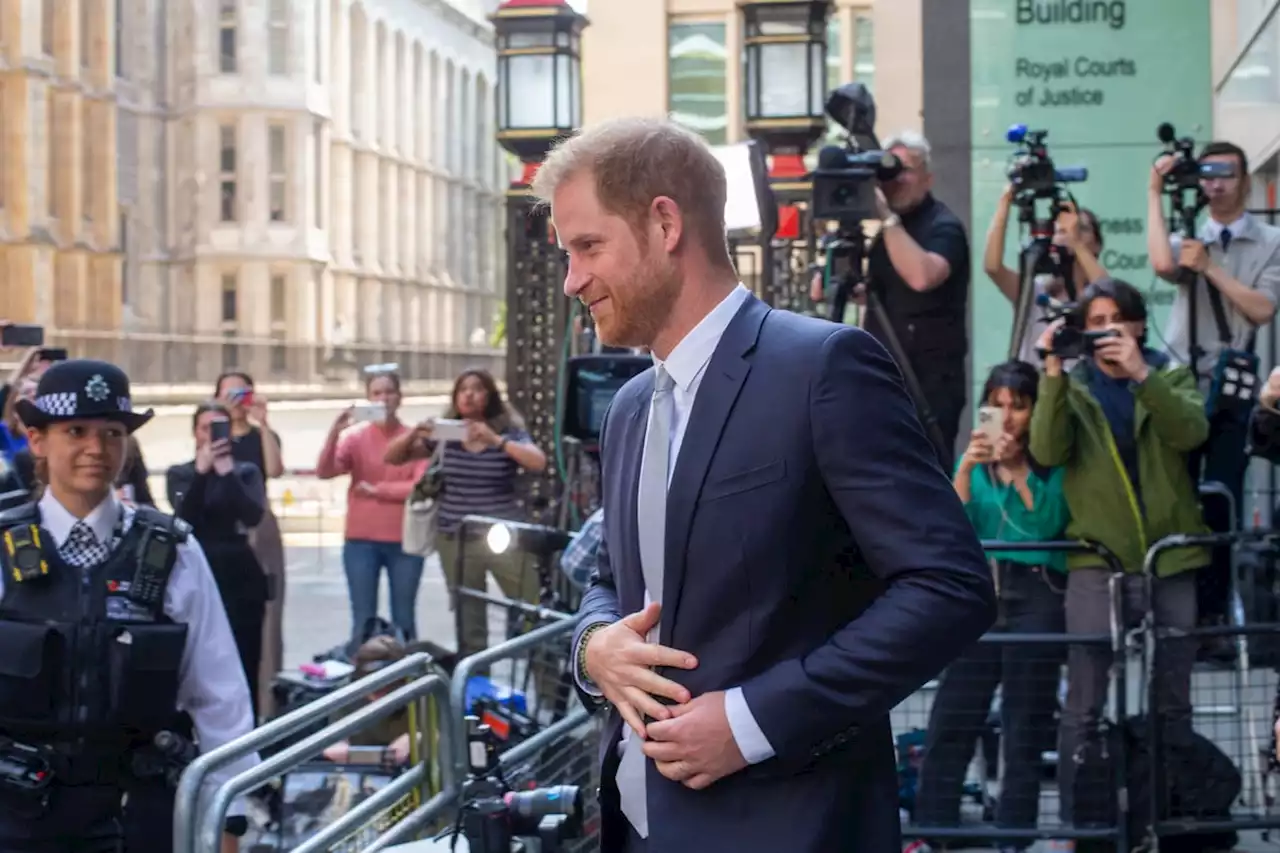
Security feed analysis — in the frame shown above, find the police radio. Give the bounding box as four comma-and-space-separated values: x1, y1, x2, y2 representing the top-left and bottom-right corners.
4, 525, 49, 584
128, 525, 179, 610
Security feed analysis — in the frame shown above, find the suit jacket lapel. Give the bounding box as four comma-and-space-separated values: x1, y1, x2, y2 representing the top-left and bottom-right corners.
660, 296, 770, 645
617, 378, 650, 612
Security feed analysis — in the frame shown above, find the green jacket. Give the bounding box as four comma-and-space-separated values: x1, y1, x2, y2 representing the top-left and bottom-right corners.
1028, 356, 1210, 577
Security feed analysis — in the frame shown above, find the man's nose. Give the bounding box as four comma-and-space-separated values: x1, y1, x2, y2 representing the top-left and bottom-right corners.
563, 265, 587, 298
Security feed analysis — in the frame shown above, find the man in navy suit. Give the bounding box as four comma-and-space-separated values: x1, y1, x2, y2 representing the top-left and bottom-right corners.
530, 117, 996, 853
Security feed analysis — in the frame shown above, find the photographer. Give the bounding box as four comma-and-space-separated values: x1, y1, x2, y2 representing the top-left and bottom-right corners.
983, 184, 1108, 364
1029, 277, 1209, 823
1146, 140, 1280, 635
862, 131, 971, 468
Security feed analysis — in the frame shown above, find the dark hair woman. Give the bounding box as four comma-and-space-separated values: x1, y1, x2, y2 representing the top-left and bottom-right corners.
213, 370, 286, 718
910, 360, 1070, 846
384, 368, 547, 660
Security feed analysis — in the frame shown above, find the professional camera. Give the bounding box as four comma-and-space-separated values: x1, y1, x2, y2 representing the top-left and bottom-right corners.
1156, 122, 1233, 195
1005, 125, 1087, 211
1037, 295, 1119, 361
1003, 123, 1088, 361
443, 716, 585, 853
811, 82, 903, 223
809, 82, 946, 457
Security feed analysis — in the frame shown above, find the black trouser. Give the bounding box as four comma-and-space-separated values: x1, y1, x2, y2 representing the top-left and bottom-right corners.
913, 562, 1065, 843
206, 539, 268, 717
914, 371, 966, 473
0, 782, 123, 853
1188, 406, 1250, 622
122, 781, 173, 853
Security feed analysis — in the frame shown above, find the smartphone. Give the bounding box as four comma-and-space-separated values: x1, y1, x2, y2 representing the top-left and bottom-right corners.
353, 401, 387, 423
2, 325, 44, 348
432, 418, 468, 442
227, 387, 254, 407
210, 419, 232, 443
36, 348, 67, 363
976, 405, 1004, 445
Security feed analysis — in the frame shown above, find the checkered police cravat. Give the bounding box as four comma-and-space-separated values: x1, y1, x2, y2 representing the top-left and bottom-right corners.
60, 521, 112, 568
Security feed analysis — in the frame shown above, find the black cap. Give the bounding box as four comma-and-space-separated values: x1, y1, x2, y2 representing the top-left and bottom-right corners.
15, 359, 154, 434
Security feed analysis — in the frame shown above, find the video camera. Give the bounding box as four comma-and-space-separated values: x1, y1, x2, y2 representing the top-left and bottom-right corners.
445, 715, 585, 853
811, 82, 903, 223
1037, 295, 1119, 361
1156, 122, 1233, 196
1004, 125, 1087, 214
809, 82, 948, 459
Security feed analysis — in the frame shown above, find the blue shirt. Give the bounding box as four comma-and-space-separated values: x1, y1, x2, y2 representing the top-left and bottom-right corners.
0, 423, 27, 461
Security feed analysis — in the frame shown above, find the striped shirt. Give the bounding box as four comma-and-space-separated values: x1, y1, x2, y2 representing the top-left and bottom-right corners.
437, 428, 531, 534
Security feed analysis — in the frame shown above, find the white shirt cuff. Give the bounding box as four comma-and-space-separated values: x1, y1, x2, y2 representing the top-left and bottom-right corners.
724, 686, 775, 764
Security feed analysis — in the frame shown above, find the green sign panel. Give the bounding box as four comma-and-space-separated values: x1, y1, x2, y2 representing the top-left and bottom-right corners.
968, 0, 1212, 399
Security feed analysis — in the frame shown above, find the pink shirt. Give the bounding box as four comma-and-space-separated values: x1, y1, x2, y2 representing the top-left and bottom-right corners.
316, 421, 427, 544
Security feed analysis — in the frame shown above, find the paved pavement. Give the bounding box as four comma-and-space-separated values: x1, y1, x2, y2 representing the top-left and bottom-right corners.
134, 396, 462, 663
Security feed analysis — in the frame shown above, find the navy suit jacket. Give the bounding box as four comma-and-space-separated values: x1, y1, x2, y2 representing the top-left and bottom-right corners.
573, 295, 996, 853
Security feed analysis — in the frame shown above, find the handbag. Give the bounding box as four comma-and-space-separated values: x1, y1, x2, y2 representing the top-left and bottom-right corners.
402, 441, 444, 557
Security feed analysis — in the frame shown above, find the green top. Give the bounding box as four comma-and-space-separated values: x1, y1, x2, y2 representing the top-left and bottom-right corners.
956, 461, 1070, 571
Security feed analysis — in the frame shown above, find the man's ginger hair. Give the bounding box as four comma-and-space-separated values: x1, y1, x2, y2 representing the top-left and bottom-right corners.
530, 116, 734, 270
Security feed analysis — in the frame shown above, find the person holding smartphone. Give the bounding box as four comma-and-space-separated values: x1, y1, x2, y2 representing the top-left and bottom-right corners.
911, 361, 1068, 849
316, 370, 429, 642
166, 401, 268, 713
383, 368, 547, 662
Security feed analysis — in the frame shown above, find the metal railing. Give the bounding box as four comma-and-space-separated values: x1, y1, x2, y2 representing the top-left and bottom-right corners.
174, 652, 455, 853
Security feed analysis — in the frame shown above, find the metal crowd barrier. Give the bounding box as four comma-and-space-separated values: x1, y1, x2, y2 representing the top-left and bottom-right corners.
899, 539, 1130, 850
174, 652, 456, 853
1140, 529, 1280, 849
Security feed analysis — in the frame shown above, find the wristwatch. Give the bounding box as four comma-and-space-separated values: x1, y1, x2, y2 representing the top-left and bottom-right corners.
882, 213, 902, 230
496, 437, 509, 452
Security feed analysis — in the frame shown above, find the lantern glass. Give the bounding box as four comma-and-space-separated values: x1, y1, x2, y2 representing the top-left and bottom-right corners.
506, 29, 555, 49
505, 53, 556, 129
757, 41, 819, 119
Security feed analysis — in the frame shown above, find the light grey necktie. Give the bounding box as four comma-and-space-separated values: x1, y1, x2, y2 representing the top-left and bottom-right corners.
617, 365, 675, 839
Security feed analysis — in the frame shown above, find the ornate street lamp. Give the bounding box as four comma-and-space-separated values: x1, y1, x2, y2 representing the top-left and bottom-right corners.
739, 0, 831, 180
493, 0, 587, 187
738, 0, 831, 311
491, 0, 589, 523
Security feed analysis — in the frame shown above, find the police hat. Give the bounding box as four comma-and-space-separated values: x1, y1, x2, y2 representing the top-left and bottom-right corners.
15, 359, 154, 434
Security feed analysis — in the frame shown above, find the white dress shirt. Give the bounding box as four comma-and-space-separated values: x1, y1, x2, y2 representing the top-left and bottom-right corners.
581, 283, 776, 764
0, 492, 261, 814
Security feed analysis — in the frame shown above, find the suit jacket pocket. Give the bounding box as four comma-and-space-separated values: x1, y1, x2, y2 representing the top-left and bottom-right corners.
701, 459, 787, 502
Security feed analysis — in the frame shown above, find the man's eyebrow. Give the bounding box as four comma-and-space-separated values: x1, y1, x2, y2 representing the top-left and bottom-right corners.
565, 233, 605, 249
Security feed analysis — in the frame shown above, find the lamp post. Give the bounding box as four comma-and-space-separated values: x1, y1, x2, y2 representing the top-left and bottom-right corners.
492, 0, 587, 524
738, 0, 831, 309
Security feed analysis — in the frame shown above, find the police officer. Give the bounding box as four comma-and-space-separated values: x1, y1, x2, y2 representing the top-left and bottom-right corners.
0, 359, 258, 852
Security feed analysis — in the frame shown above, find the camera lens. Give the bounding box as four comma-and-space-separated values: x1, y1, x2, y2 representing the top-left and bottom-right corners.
504, 785, 584, 835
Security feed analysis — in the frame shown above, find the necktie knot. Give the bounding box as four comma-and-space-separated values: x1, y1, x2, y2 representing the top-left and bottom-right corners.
69, 522, 96, 546
1221, 229, 1232, 253
653, 366, 675, 396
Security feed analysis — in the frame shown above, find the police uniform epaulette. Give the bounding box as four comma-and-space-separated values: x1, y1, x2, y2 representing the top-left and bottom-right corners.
0, 499, 38, 529
131, 505, 191, 544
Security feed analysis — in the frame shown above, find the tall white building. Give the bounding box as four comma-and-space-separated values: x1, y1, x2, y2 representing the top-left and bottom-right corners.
116, 0, 507, 384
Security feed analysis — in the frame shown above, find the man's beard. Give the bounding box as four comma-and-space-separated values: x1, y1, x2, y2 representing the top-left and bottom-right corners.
595, 250, 682, 349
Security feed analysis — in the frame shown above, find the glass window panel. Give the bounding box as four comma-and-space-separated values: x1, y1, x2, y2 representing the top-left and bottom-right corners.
667, 22, 728, 145
853, 13, 874, 96
826, 16, 841, 90
756, 6, 809, 36
508, 31, 554, 49
1221, 8, 1279, 105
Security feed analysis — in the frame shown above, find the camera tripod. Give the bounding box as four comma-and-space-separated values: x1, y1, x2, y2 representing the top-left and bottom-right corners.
1168, 182, 1209, 384
826, 229, 949, 462
1008, 193, 1073, 360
